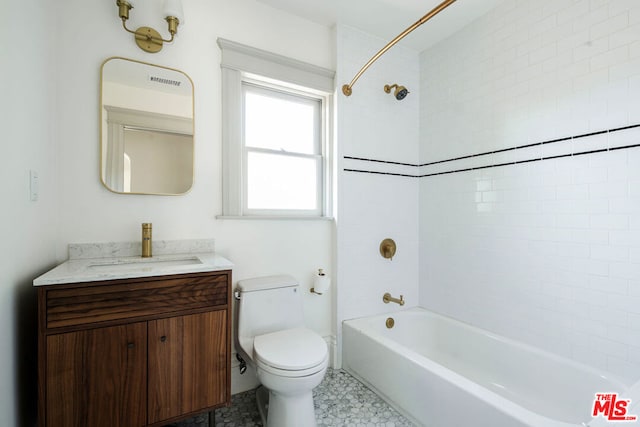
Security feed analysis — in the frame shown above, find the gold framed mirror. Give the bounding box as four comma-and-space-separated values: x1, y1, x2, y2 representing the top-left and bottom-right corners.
100, 57, 194, 195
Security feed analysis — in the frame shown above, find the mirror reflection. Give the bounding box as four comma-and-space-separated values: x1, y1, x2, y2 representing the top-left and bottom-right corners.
100, 57, 194, 195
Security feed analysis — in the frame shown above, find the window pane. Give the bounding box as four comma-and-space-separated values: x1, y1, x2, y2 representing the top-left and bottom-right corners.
247, 151, 318, 211
244, 85, 319, 155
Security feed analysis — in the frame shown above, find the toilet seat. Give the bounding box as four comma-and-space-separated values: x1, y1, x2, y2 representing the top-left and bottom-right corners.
254, 328, 328, 377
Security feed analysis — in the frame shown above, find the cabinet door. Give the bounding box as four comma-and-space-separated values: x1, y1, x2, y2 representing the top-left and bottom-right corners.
148, 310, 227, 424
45, 323, 147, 427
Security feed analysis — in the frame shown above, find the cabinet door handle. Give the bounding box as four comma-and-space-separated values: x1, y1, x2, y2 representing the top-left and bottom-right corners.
160, 336, 167, 342
127, 342, 135, 349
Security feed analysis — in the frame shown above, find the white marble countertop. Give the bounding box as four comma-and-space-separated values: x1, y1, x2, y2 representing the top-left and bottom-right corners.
33, 240, 233, 286
33, 253, 233, 286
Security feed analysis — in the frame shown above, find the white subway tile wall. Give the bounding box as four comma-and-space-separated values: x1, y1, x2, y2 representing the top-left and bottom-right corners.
336, 24, 420, 345
420, 0, 640, 382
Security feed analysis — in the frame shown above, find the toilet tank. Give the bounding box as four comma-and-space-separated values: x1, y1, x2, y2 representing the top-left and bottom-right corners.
236, 275, 305, 342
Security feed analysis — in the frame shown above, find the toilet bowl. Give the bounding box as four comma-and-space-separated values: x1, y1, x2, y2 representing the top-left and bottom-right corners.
235, 275, 328, 427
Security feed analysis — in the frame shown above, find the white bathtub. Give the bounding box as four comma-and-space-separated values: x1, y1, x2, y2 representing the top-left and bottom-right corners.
343, 308, 636, 427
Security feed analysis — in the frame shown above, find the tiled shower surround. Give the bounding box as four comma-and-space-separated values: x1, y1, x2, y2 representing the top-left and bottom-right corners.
418, 0, 640, 382
338, 0, 640, 383
336, 23, 421, 369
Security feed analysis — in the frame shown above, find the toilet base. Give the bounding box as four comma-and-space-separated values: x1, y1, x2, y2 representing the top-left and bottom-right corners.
256, 386, 269, 425
255, 385, 317, 427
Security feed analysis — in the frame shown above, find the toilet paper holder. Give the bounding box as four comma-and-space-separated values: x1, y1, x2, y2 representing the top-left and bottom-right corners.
310, 269, 330, 295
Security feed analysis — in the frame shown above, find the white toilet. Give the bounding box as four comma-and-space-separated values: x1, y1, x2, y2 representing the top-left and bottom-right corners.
235, 275, 328, 427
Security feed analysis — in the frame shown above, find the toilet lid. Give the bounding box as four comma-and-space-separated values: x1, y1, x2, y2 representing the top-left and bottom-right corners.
253, 328, 327, 371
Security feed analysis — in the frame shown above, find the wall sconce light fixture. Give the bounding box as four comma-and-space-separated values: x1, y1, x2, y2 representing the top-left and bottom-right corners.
116, 0, 184, 53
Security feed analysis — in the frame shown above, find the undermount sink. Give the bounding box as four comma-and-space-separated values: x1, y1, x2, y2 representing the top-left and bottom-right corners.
87, 256, 203, 272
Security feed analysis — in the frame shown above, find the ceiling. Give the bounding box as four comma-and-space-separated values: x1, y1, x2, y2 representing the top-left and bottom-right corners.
254, 0, 504, 51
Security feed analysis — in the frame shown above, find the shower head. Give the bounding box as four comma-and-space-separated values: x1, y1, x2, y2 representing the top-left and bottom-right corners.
384, 84, 409, 100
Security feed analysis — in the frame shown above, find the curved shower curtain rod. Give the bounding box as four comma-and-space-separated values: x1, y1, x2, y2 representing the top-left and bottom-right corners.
342, 0, 457, 97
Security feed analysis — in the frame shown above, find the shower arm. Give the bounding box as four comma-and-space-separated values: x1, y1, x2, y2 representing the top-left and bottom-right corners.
341, 0, 457, 97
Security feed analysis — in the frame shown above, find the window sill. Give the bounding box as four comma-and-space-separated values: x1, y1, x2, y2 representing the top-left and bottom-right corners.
216, 215, 334, 221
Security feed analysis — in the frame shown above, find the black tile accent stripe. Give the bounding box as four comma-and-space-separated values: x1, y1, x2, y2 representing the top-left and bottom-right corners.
343, 169, 417, 178
342, 157, 418, 167
343, 123, 640, 178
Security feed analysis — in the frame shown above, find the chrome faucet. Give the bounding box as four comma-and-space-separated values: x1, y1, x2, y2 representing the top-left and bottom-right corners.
383, 292, 405, 306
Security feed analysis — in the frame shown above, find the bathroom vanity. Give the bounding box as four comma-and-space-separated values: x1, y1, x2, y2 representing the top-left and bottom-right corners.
34, 241, 233, 427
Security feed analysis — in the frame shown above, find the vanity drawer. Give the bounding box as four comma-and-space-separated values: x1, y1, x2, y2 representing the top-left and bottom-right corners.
44, 272, 229, 330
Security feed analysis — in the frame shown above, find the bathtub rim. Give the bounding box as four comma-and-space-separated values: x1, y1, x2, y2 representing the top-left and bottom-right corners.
342, 306, 632, 427
343, 306, 629, 388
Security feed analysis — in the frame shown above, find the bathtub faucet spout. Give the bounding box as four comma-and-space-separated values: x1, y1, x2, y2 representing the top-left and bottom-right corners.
383, 292, 405, 306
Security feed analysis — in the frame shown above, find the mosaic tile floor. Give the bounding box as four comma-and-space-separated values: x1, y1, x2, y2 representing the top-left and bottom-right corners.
166, 368, 416, 427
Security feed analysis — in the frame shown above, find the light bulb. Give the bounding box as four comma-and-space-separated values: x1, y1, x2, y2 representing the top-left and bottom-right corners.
164, 0, 184, 24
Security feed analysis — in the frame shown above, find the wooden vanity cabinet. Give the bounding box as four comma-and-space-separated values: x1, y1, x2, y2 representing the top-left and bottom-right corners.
147, 311, 228, 424
37, 270, 231, 427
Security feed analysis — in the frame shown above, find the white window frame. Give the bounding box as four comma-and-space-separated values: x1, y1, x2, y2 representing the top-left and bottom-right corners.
217, 38, 335, 219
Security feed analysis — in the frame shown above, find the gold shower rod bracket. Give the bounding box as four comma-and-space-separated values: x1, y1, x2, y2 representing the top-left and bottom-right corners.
341, 0, 457, 97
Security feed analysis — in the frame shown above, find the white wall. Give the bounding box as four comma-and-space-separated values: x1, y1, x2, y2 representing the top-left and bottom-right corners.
54, 0, 334, 394
336, 25, 420, 366
0, 1, 58, 426
420, 0, 640, 382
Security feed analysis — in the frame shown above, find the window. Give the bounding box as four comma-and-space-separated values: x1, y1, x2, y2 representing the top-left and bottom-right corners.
243, 82, 323, 215
218, 38, 334, 218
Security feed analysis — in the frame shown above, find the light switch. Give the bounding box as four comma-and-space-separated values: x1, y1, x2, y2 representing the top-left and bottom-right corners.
30, 170, 39, 201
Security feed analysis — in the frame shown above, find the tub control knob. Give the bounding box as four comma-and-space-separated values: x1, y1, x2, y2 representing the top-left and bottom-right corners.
380, 238, 396, 260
